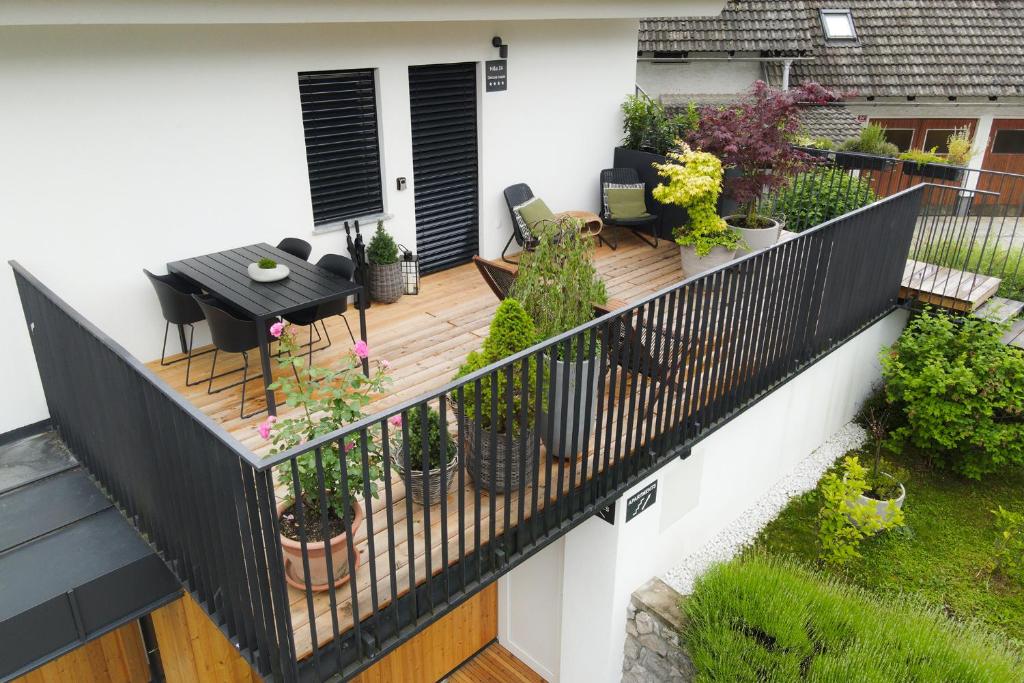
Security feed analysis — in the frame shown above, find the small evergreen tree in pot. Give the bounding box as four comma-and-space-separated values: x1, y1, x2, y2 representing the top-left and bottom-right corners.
366, 221, 403, 303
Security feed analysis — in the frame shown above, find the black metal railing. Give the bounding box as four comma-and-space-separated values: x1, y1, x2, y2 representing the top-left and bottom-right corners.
779, 148, 1024, 309
11, 185, 924, 682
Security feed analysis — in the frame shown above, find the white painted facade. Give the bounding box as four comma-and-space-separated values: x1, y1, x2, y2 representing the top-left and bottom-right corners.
636, 55, 763, 98
0, 1, 726, 436
498, 309, 909, 682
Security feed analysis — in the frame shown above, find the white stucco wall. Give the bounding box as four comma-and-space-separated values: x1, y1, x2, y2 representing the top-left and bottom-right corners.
498, 309, 909, 682
0, 19, 641, 435
636, 56, 762, 99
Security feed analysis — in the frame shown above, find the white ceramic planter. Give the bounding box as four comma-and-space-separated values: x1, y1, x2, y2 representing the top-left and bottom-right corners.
248, 262, 290, 282
727, 215, 783, 256
540, 354, 599, 460
847, 473, 906, 528
679, 245, 737, 278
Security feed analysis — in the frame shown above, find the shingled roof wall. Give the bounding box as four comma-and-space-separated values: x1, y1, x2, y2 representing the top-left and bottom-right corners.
641, 0, 1024, 98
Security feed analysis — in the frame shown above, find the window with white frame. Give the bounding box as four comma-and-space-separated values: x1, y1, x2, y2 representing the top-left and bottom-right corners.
820, 9, 857, 41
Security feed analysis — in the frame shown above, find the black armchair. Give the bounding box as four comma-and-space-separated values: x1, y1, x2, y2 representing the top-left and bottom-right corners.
276, 237, 313, 262
600, 168, 662, 248
143, 269, 212, 387
501, 183, 541, 263
192, 295, 266, 419
283, 254, 358, 362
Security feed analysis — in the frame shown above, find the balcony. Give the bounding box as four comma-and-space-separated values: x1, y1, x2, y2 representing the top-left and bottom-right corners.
12, 155, 1024, 681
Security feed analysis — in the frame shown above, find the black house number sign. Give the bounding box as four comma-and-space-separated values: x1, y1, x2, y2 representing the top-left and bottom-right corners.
625, 481, 658, 522
486, 60, 507, 92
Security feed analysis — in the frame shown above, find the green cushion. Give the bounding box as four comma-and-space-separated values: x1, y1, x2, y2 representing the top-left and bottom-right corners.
606, 187, 648, 219
516, 197, 556, 232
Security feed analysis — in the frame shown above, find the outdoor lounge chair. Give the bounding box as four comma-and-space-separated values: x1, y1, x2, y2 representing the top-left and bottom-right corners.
502, 183, 610, 263
600, 168, 662, 248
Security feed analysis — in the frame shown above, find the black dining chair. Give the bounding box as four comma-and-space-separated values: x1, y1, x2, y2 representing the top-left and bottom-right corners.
284, 253, 358, 362
276, 237, 312, 262
143, 269, 213, 387
192, 295, 266, 419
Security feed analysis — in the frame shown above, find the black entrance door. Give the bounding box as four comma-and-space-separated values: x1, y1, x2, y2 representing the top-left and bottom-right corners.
408, 63, 479, 273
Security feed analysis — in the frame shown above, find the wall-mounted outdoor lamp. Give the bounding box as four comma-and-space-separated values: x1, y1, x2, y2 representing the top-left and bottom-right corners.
491, 36, 508, 59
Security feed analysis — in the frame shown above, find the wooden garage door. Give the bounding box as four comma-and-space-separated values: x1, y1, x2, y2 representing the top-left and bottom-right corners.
977, 119, 1024, 209
868, 117, 977, 201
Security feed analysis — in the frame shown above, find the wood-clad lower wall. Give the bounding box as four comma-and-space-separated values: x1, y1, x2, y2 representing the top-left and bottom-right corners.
149, 594, 262, 683
15, 622, 150, 683
353, 583, 498, 683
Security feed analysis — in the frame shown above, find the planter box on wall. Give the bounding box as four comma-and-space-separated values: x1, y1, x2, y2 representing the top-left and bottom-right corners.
833, 152, 896, 172
900, 160, 964, 182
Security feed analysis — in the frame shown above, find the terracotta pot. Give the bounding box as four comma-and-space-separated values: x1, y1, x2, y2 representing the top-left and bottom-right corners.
277, 499, 364, 592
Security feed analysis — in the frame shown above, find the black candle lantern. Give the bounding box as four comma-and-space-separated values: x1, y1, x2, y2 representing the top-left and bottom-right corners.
399, 244, 420, 295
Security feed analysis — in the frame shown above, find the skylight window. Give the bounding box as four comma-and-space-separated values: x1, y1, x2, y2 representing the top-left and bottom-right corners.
820, 9, 857, 40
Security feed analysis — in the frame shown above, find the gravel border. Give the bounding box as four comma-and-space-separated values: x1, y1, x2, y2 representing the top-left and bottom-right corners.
661, 421, 867, 595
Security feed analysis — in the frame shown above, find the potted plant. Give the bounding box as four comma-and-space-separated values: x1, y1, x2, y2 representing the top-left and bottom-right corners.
390, 405, 458, 505
510, 217, 607, 459
652, 144, 743, 277
854, 405, 907, 525
835, 124, 899, 171
261, 325, 392, 591
792, 133, 835, 158
366, 221, 403, 304
899, 129, 973, 182
453, 299, 542, 492
248, 256, 290, 282
615, 95, 701, 235
688, 81, 839, 255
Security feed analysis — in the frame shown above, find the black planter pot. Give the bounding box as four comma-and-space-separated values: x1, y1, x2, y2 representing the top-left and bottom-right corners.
718, 167, 743, 218
833, 152, 896, 172
900, 160, 964, 182
613, 146, 684, 239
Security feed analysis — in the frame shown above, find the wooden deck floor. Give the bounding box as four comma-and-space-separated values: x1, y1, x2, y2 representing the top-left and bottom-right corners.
147, 231, 687, 662
446, 642, 545, 683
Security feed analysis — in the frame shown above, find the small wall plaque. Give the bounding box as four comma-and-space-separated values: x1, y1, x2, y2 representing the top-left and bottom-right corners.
596, 502, 616, 525
486, 60, 507, 92
625, 481, 658, 522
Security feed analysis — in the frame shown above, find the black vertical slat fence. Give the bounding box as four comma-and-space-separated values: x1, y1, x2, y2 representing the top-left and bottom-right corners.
11, 184, 924, 683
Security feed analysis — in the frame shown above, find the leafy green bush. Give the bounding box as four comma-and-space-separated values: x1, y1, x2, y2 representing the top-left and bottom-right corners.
767, 167, 877, 232
818, 456, 904, 566
366, 220, 399, 265
511, 218, 607, 345
685, 557, 1023, 682
838, 124, 899, 157
880, 310, 1024, 479
620, 94, 698, 155
917, 238, 1024, 300
399, 406, 455, 471
455, 299, 543, 435
991, 506, 1024, 585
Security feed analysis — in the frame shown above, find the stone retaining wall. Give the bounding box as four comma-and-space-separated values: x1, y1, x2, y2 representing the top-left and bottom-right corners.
621, 578, 694, 683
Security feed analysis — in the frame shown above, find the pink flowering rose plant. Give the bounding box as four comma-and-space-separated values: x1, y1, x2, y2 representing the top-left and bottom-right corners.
262, 325, 392, 522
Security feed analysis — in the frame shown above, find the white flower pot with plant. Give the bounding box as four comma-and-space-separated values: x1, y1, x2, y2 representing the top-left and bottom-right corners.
852, 404, 908, 526
651, 145, 743, 277
248, 257, 290, 282
367, 221, 403, 304
510, 217, 607, 460
454, 299, 542, 491
389, 406, 458, 505
688, 81, 842, 255
260, 325, 391, 592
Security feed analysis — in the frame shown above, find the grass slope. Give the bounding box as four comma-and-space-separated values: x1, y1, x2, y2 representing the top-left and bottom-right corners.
748, 446, 1024, 643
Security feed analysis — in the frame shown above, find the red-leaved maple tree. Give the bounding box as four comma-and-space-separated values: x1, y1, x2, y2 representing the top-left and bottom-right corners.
687, 80, 842, 228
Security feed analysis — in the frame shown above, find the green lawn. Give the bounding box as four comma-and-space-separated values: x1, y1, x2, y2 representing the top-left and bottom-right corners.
747, 444, 1024, 644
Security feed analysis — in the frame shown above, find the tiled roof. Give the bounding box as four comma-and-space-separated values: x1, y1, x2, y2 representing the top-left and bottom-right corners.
643, 1, 1024, 97
662, 95, 864, 144
640, 3, 812, 55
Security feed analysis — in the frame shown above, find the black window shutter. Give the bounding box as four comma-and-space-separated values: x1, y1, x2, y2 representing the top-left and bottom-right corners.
298, 69, 384, 226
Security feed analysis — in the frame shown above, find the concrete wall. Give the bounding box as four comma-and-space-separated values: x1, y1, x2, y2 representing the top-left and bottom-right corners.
497, 309, 909, 682
636, 56, 762, 100
0, 19, 639, 434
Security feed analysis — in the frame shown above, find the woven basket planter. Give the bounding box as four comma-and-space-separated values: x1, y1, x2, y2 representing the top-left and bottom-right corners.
464, 426, 536, 494
391, 452, 459, 505
369, 262, 403, 304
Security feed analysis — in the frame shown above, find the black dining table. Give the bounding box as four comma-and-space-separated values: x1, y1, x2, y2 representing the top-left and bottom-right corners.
168, 242, 367, 416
